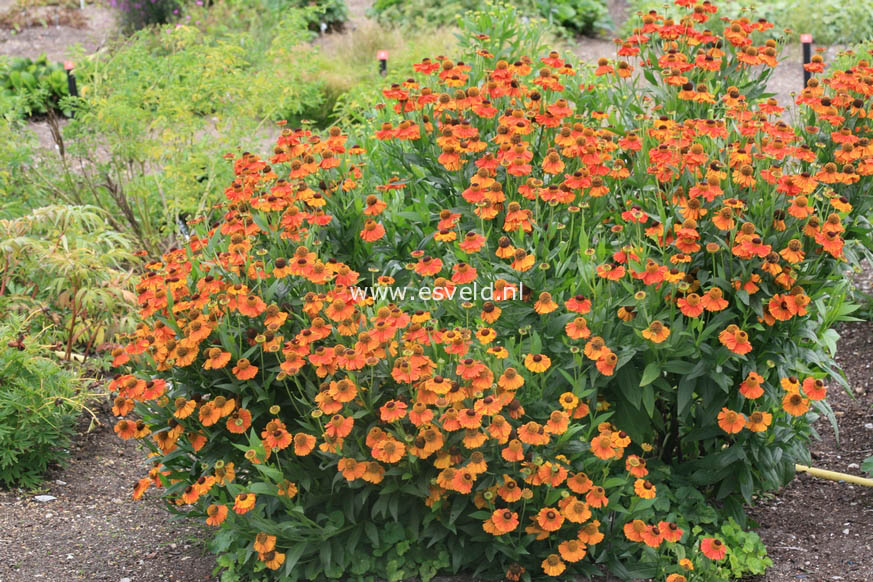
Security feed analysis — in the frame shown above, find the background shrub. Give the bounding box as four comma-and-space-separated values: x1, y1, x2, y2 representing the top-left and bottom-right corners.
0, 314, 90, 489
370, 0, 608, 36
111, 0, 182, 32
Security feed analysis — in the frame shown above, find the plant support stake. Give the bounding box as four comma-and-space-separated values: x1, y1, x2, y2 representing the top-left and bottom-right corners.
795, 464, 873, 487
64, 61, 78, 97
801, 34, 813, 88
378, 50, 388, 77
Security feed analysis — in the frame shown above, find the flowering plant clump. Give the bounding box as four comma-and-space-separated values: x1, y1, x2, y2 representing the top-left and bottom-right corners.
111, 1, 873, 580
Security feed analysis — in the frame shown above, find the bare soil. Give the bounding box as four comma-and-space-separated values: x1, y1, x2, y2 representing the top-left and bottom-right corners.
0, 1, 116, 63
0, 406, 217, 582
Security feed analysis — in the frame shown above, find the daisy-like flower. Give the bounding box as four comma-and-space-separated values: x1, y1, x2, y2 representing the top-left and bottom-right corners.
233, 493, 256, 515
524, 353, 551, 373
541, 554, 566, 576
205, 504, 228, 526
490, 509, 519, 535
701, 537, 728, 560
782, 392, 810, 416
232, 358, 258, 381
642, 320, 670, 343
558, 539, 587, 562
746, 410, 773, 432
717, 408, 746, 434
635, 478, 658, 499
260, 550, 286, 570
740, 372, 765, 399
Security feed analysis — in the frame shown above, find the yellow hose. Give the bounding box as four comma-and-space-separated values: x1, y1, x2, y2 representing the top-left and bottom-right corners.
795, 464, 873, 487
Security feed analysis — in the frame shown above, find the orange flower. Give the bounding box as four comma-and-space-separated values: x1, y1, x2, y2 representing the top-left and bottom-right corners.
205, 504, 228, 526
717, 407, 746, 434
590, 434, 617, 460
660, 521, 684, 543
263, 427, 293, 451
490, 509, 519, 535
577, 520, 604, 545
677, 293, 704, 317
238, 294, 266, 317
700, 288, 729, 311
226, 409, 252, 434
260, 550, 285, 570
325, 414, 354, 438
585, 486, 609, 508
634, 479, 657, 499
541, 554, 566, 576
360, 220, 386, 242
782, 392, 810, 416
718, 325, 752, 355
233, 492, 256, 514
560, 498, 591, 523
557, 539, 587, 562
534, 292, 558, 314
379, 400, 408, 422
498, 367, 525, 390
293, 432, 317, 455
641, 320, 670, 343
372, 437, 406, 464
199, 403, 221, 427
524, 353, 551, 373
232, 358, 258, 381
565, 317, 591, 339
701, 537, 728, 560
253, 532, 276, 554
624, 519, 647, 542
114, 419, 137, 440
502, 439, 525, 462
802, 377, 827, 400
203, 348, 232, 370
739, 372, 765, 399
746, 410, 773, 432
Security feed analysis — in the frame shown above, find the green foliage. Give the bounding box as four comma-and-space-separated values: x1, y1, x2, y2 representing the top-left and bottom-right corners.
535, 0, 609, 35
113, 0, 181, 32
863, 454, 873, 477
0, 205, 139, 361
370, 0, 607, 36
0, 119, 42, 218
624, 0, 873, 44
714, 518, 772, 578
0, 314, 87, 489
262, 0, 349, 32
29, 3, 324, 253
0, 54, 71, 119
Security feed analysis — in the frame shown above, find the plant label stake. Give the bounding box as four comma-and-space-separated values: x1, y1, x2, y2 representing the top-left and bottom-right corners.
377, 50, 388, 77
801, 34, 813, 88
64, 61, 78, 97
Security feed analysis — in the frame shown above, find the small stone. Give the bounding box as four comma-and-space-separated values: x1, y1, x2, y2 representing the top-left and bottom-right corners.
863, 423, 873, 430
848, 463, 860, 470
842, 528, 850, 535
120, 578, 132, 582
55, 480, 67, 485
34, 495, 56, 503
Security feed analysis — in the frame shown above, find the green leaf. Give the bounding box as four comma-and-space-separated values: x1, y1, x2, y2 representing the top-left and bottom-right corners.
639, 362, 660, 386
